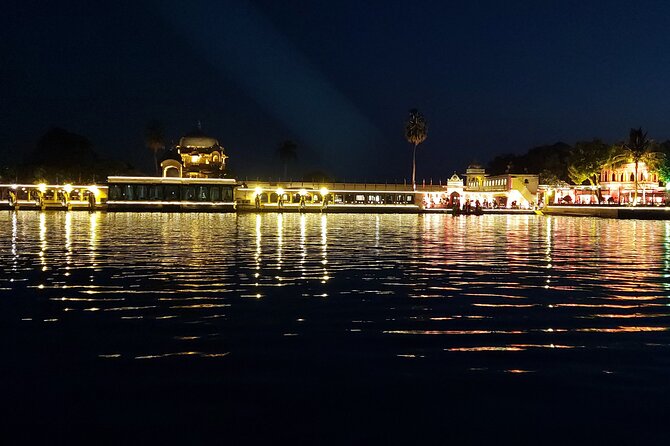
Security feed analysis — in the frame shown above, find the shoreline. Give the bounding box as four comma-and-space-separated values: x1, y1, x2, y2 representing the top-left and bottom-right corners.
5, 201, 670, 219
542, 205, 670, 219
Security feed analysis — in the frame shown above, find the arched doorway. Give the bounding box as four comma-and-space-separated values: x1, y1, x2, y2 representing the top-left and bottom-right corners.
164, 166, 180, 177
449, 191, 460, 207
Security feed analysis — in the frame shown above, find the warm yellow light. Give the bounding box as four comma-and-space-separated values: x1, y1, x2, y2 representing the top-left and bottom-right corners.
254, 187, 263, 197
88, 185, 100, 196
191, 155, 200, 163
298, 189, 307, 196
10, 184, 17, 190
276, 188, 284, 196
38, 183, 46, 193
319, 187, 329, 196
63, 184, 73, 194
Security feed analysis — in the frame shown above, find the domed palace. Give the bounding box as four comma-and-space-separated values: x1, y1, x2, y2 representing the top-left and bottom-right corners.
160, 127, 228, 178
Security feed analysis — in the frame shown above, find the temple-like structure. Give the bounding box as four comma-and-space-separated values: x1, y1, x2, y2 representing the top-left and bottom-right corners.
160, 127, 228, 178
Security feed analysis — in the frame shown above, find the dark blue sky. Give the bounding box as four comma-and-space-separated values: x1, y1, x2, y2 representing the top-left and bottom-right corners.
2, 0, 670, 180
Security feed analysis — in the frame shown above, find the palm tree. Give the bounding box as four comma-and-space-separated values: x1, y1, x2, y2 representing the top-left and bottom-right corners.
611, 128, 663, 205
405, 109, 427, 187
145, 121, 165, 176
277, 140, 297, 180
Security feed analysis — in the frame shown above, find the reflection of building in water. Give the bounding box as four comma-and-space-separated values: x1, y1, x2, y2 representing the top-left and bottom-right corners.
89, 212, 99, 269
39, 212, 47, 270
160, 127, 228, 179
321, 214, 329, 282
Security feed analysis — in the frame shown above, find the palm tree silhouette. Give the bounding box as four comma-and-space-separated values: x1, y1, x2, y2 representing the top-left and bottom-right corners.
145, 121, 165, 176
611, 128, 662, 205
405, 109, 427, 187
277, 140, 297, 180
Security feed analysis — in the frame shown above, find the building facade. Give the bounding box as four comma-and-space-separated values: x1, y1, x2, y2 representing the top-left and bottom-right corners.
543, 161, 667, 205
462, 163, 539, 209
160, 128, 228, 178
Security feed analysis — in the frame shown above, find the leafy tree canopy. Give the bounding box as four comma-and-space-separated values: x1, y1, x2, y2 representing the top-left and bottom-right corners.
567, 139, 611, 185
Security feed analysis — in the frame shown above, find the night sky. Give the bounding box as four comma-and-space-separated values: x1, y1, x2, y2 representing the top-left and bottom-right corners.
2, 0, 670, 181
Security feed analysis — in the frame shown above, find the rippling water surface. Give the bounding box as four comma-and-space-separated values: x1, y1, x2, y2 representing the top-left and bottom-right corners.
2, 211, 670, 441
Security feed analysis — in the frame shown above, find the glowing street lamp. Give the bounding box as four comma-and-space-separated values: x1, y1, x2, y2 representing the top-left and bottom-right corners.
298, 189, 307, 196
38, 183, 47, 194
319, 187, 329, 197
254, 186, 263, 197
63, 184, 73, 194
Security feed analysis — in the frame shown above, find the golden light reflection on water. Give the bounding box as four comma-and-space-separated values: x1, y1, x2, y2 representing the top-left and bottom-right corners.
11, 211, 18, 272
39, 212, 46, 271
64, 212, 72, 275
89, 211, 99, 270
2, 212, 670, 373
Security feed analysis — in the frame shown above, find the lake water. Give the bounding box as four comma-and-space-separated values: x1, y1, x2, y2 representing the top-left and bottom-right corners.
2, 212, 669, 442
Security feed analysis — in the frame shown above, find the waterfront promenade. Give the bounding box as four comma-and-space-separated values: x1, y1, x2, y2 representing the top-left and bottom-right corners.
543, 204, 670, 219
4, 181, 670, 218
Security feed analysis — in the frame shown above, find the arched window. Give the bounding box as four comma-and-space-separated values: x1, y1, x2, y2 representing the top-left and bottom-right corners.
164, 166, 180, 178
612, 173, 616, 182
620, 173, 624, 182
630, 173, 635, 182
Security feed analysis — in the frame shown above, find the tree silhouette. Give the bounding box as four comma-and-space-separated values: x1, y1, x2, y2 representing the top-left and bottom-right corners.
31, 127, 98, 183
277, 140, 297, 180
145, 121, 165, 176
404, 109, 427, 187
567, 139, 611, 186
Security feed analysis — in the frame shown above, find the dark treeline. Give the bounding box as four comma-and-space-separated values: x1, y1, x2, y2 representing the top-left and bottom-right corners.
0, 128, 139, 184
4, 126, 670, 187
487, 130, 670, 186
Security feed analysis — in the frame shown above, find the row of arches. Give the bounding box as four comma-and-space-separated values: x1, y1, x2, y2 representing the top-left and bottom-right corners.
601, 171, 658, 183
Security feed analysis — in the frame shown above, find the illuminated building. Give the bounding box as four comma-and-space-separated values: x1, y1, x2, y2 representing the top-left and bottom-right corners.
0, 183, 105, 210
160, 127, 228, 178
599, 162, 664, 205
106, 176, 236, 211
237, 182, 422, 212
542, 162, 666, 206
462, 163, 539, 209
0, 146, 539, 213
237, 165, 540, 213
